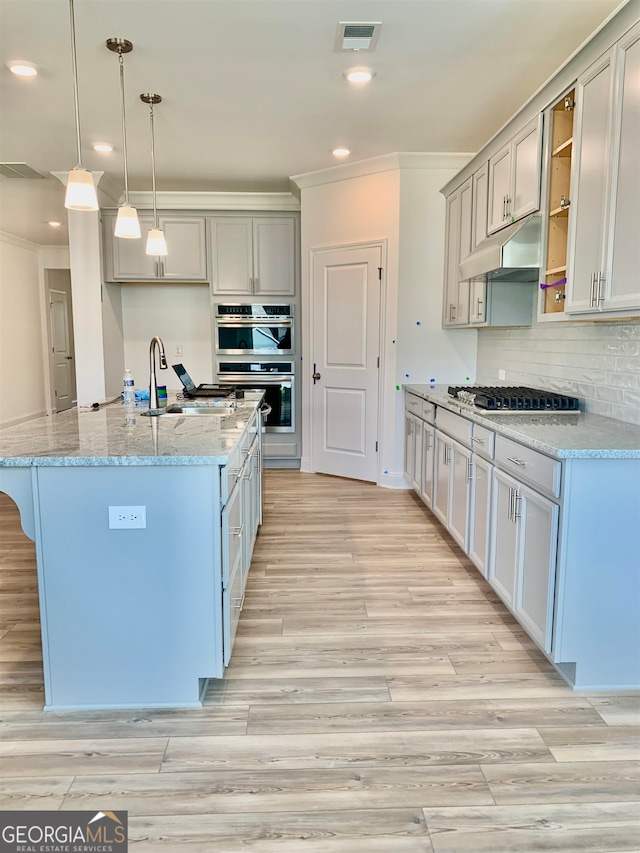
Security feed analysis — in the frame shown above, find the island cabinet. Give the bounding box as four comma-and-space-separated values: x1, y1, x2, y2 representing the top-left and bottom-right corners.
208, 215, 298, 296
0, 401, 262, 710
102, 214, 208, 282
403, 387, 640, 690
487, 114, 543, 234
565, 22, 640, 317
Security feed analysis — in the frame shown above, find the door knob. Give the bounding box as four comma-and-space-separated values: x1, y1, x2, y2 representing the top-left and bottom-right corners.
66, 355, 73, 360
312, 371, 321, 381
312, 363, 321, 384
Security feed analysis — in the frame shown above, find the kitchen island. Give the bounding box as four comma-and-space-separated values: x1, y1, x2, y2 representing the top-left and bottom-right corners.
404, 384, 640, 691
0, 395, 263, 710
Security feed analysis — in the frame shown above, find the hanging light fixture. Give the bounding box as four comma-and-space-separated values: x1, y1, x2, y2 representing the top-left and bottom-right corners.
106, 38, 140, 239
64, 0, 99, 211
140, 92, 167, 256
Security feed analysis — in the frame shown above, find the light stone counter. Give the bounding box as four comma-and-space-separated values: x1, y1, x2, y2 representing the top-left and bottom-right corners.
404, 384, 640, 459
0, 393, 264, 466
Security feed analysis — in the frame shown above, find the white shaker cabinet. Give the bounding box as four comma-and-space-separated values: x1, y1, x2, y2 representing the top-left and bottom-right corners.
566, 22, 640, 316
471, 162, 489, 250
442, 178, 472, 327
104, 215, 208, 282
209, 215, 298, 296
432, 430, 471, 552
468, 453, 492, 577
488, 466, 559, 654
488, 115, 543, 234
420, 423, 436, 509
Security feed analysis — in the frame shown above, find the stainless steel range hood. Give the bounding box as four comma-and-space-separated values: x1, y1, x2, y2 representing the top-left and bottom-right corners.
459, 214, 542, 283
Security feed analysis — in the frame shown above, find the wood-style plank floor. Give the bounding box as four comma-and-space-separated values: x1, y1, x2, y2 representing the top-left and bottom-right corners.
0, 471, 638, 851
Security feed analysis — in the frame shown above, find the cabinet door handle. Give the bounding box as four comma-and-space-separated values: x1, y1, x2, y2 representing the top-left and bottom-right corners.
466, 459, 473, 483
476, 297, 483, 319
471, 436, 484, 444
507, 456, 526, 466
451, 305, 456, 321
590, 272, 597, 307
230, 523, 244, 537
425, 432, 431, 452
502, 195, 506, 221
507, 487, 514, 521
505, 196, 511, 219
513, 492, 522, 521
597, 272, 606, 303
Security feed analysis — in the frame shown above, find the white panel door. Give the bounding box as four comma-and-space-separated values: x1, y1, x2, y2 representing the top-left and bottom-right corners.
511, 115, 543, 221
448, 438, 471, 552
608, 25, 640, 312
515, 483, 559, 654
488, 468, 519, 608
49, 289, 76, 412
472, 162, 489, 250
432, 431, 450, 528
160, 217, 207, 281
209, 218, 253, 295
468, 455, 492, 577
412, 417, 423, 493
420, 423, 435, 508
566, 50, 614, 313
488, 144, 511, 234
253, 218, 296, 296
312, 245, 381, 482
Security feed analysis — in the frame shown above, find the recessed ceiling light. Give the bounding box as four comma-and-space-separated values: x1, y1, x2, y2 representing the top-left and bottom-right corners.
333, 148, 351, 158
6, 60, 38, 78
48, 221, 62, 228
93, 142, 114, 153
344, 67, 375, 84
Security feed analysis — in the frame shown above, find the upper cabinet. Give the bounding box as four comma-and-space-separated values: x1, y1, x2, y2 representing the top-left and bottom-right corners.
442, 177, 472, 327
565, 22, 640, 316
487, 115, 543, 234
103, 215, 208, 283
209, 215, 298, 296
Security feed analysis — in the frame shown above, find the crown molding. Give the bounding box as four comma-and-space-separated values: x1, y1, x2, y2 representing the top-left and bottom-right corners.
291, 152, 476, 189
126, 191, 301, 211
0, 230, 40, 252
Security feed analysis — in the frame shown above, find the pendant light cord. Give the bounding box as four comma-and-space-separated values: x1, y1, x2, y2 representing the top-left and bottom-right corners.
149, 102, 158, 229
118, 52, 130, 204
68, 0, 83, 169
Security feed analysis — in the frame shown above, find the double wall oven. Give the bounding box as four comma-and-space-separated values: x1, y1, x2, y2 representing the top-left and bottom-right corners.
215, 304, 295, 434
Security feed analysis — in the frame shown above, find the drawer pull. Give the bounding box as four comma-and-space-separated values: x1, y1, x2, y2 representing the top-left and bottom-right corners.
471, 436, 485, 444
230, 524, 244, 537
507, 456, 526, 466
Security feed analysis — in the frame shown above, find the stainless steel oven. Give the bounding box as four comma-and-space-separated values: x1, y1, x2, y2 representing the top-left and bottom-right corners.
217, 361, 294, 433
215, 304, 293, 356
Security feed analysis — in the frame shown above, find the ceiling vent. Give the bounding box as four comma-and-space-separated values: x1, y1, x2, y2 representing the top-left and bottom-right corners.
0, 162, 46, 179
335, 22, 381, 52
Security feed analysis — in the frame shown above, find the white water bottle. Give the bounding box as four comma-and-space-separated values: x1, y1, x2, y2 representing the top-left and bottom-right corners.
123, 369, 135, 405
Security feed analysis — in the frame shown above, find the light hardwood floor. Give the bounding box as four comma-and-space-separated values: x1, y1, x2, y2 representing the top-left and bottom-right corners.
0, 471, 638, 851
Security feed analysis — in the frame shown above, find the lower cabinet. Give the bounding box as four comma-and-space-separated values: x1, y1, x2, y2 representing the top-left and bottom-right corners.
221, 411, 261, 664
420, 423, 435, 508
468, 454, 492, 577
432, 430, 471, 552
488, 468, 559, 653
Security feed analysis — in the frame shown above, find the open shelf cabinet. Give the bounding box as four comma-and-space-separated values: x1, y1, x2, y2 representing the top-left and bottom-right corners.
542, 89, 575, 316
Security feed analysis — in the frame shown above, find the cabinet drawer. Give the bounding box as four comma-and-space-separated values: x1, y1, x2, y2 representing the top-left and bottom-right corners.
471, 423, 495, 460
435, 407, 473, 447
495, 435, 561, 498
405, 394, 435, 423
221, 444, 243, 506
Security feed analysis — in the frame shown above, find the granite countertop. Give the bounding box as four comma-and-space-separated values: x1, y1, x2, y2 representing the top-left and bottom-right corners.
404, 384, 640, 459
0, 392, 264, 467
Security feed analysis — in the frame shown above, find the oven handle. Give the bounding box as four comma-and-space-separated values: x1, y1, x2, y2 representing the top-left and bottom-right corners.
216, 318, 292, 326
218, 375, 294, 384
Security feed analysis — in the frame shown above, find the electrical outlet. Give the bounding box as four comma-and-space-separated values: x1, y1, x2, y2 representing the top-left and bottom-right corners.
175, 344, 183, 357
498, 369, 506, 381
108, 506, 146, 529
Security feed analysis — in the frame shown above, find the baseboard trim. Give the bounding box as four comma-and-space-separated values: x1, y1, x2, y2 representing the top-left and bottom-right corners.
379, 471, 412, 490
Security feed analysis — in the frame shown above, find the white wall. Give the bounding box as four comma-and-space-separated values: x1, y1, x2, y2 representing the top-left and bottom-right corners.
102, 282, 124, 399
121, 285, 212, 394
0, 233, 47, 427
296, 154, 476, 486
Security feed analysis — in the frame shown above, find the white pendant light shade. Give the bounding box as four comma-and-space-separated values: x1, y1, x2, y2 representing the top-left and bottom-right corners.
114, 203, 141, 238
146, 227, 167, 256
64, 167, 99, 211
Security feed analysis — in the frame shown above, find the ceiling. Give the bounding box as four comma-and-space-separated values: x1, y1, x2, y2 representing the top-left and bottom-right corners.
0, 0, 626, 246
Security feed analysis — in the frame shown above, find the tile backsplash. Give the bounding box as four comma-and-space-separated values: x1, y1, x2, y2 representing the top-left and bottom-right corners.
476, 320, 640, 425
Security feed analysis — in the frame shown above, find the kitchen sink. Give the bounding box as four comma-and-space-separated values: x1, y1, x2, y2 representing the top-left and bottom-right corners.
142, 404, 236, 417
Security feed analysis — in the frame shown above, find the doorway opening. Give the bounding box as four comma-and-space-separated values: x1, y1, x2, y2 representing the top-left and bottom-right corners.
45, 269, 76, 412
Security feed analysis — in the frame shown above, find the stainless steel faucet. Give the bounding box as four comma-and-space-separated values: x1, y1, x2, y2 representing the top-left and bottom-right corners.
148, 335, 168, 409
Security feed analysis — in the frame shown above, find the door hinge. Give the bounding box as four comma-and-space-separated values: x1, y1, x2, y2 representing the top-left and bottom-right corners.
377, 356, 380, 368
375, 440, 378, 452
378, 267, 382, 280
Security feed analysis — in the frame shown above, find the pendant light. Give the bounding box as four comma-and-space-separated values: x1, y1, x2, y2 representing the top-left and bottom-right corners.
106, 38, 140, 239
140, 93, 167, 256
64, 0, 99, 211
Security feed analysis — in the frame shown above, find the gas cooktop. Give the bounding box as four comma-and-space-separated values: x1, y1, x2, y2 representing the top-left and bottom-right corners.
448, 385, 581, 412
